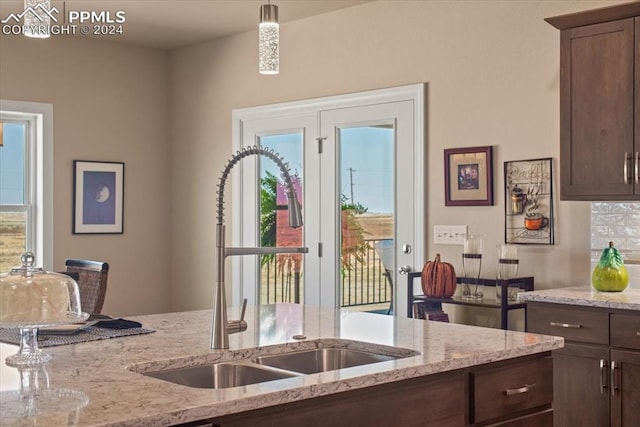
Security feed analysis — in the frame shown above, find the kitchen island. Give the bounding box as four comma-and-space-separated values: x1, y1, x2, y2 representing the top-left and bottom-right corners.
0, 304, 563, 426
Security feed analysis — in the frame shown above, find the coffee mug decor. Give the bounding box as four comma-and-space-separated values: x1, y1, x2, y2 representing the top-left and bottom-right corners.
524, 213, 549, 231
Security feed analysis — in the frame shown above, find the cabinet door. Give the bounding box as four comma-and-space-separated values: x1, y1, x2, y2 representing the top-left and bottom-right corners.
560, 18, 635, 200
553, 343, 610, 426
610, 349, 640, 427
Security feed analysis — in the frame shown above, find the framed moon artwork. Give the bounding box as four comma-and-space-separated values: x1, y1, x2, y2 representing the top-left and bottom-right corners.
73, 160, 124, 234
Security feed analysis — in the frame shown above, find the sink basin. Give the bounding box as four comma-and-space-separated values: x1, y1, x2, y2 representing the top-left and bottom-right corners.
254, 348, 402, 374
133, 340, 420, 389
142, 362, 299, 389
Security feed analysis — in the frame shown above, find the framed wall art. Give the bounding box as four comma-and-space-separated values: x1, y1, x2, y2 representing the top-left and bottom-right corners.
73, 160, 124, 234
504, 157, 554, 245
444, 146, 493, 206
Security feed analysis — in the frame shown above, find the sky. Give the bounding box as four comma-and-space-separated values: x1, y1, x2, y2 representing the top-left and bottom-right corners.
260, 126, 394, 214
0, 123, 25, 204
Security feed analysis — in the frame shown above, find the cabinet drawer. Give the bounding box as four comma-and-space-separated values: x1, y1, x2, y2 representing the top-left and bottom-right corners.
611, 313, 640, 350
527, 303, 609, 344
474, 356, 553, 424
485, 408, 553, 426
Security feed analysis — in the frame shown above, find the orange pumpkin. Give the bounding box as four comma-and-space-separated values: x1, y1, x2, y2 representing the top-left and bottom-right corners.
421, 254, 457, 298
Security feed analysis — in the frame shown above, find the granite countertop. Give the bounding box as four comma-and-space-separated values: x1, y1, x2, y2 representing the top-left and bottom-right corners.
0, 304, 563, 426
518, 286, 640, 311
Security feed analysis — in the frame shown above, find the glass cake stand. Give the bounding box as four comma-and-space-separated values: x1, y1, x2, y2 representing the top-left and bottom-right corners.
1, 314, 89, 367
0, 252, 88, 367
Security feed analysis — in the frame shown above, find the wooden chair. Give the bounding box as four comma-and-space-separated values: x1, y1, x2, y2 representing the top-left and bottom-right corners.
64, 258, 109, 314
412, 300, 449, 323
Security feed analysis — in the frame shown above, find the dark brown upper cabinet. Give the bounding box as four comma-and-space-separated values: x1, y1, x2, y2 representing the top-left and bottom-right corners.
547, 3, 640, 200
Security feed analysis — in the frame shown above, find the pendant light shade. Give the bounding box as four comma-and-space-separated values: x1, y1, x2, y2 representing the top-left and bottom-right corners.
24, 0, 51, 38
259, 4, 279, 75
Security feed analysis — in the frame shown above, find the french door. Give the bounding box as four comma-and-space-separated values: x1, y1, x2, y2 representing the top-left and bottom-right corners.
232, 84, 424, 317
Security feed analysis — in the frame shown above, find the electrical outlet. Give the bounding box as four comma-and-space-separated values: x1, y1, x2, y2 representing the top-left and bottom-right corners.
434, 225, 467, 245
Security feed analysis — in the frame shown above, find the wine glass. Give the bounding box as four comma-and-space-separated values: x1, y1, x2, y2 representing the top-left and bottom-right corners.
462, 234, 483, 300
497, 244, 519, 302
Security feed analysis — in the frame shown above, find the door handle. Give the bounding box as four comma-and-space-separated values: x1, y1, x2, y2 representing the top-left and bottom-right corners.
549, 321, 582, 329
398, 265, 412, 275
504, 383, 536, 396
599, 359, 608, 395
611, 361, 619, 396
624, 152, 630, 184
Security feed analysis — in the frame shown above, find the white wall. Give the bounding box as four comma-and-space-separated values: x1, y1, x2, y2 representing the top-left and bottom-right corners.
169, 0, 624, 313
0, 35, 171, 316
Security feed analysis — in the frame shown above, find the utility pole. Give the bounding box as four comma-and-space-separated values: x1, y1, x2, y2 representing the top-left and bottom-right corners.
347, 167, 356, 204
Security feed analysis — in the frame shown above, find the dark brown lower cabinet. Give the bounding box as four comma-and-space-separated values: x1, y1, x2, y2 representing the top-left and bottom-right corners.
208, 372, 467, 427
528, 302, 640, 427
176, 354, 553, 427
611, 349, 640, 427
553, 343, 610, 426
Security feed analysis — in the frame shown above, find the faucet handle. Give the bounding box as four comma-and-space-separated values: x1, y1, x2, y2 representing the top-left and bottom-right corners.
240, 298, 247, 322
227, 299, 248, 335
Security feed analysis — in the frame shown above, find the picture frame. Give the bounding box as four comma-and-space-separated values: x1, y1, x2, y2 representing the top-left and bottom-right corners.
444, 146, 493, 206
73, 160, 124, 234
504, 157, 554, 245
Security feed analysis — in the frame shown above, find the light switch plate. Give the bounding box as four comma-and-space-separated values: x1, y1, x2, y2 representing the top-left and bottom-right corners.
434, 225, 467, 245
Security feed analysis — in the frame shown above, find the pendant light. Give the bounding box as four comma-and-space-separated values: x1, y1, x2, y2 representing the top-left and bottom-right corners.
24, 0, 51, 38
259, 2, 279, 75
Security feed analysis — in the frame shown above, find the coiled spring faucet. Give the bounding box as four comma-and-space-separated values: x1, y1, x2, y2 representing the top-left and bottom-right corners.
212, 146, 308, 349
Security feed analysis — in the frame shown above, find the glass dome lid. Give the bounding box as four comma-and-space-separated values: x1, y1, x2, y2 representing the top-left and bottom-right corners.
0, 252, 88, 366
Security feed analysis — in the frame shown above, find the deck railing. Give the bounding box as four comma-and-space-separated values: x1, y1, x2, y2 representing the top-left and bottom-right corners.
260, 238, 392, 308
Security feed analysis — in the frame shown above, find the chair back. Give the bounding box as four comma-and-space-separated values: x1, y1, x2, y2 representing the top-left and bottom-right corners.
64, 258, 109, 314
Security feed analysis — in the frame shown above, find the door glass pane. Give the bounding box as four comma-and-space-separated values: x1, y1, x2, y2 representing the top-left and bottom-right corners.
338, 125, 394, 312
0, 123, 27, 271
258, 133, 304, 304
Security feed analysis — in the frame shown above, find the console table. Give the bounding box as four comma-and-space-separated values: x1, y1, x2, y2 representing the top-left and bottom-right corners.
407, 272, 534, 330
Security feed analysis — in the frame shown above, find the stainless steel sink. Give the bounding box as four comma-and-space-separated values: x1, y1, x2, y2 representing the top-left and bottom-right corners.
253, 348, 402, 374
134, 341, 420, 389
142, 362, 298, 389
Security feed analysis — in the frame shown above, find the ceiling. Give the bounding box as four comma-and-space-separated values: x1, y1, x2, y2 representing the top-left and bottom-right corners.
0, 0, 371, 49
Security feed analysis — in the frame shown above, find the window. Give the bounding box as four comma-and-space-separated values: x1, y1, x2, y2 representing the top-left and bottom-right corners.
0, 100, 53, 271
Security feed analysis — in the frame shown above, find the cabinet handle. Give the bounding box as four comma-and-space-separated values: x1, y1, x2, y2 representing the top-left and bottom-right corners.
504, 383, 536, 396
599, 359, 608, 395
611, 361, 619, 396
635, 152, 639, 185
549, 321, 582, 329
624, 152, 630, 184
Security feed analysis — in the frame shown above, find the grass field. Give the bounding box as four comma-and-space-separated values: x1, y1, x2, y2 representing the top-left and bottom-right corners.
0, 212, 26, 272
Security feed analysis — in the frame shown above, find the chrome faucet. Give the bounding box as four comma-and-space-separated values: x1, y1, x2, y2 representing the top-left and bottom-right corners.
212, 146, 308, 349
